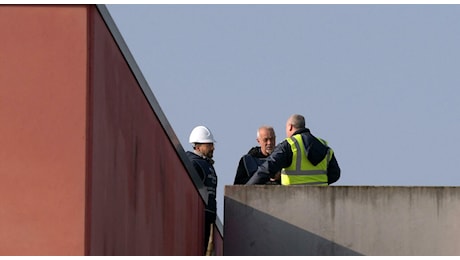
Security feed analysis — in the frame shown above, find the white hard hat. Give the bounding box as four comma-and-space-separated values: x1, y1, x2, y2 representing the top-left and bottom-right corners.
189, 125, 216, 144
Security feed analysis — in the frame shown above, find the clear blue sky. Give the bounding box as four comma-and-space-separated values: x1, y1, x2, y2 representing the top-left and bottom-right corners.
106, 4, 460, 221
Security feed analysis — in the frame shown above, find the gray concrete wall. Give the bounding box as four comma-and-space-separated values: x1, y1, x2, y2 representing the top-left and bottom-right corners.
224, 186, 460, 256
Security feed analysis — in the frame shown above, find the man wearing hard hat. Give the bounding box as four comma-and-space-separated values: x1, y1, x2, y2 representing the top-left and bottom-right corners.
186, 125, 217, 255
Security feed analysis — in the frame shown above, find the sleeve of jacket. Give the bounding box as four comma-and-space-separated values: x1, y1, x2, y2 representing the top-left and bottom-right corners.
327, 153, 341, 185
191, 160, 205, 182
233, 157, 248, 185
245, 141, 292, 185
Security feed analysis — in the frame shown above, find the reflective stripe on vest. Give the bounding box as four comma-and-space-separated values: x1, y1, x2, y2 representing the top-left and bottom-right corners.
281, 134, 331, 186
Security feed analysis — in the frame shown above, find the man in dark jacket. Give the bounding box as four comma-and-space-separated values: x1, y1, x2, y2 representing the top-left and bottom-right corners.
233, 126, 280, 185
246, 114, 340, 185
186, 125, 218, 255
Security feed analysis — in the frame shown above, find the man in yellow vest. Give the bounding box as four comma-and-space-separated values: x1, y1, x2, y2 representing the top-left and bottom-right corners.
245, 114, 340, 185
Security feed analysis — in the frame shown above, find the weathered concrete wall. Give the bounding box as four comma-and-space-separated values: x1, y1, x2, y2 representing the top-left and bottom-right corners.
224, 186, 460, 256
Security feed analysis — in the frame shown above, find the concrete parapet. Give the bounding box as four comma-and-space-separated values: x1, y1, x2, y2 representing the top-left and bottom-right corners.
224, 185, 460, 255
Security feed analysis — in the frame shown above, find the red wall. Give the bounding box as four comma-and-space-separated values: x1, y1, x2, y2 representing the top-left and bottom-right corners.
87, 6, 205, 255
0, 5, 88, 255
0, 4, 222, 256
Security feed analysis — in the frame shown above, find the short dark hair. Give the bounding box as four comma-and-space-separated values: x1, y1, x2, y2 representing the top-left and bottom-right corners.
290, 114, 305, 129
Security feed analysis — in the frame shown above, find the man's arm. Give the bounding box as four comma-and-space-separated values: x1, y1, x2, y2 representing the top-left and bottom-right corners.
191, 160, 205, 182
233, 157, 248, 185
245, 163, 271, 185
245, 141, 292, 185
327, 153, 340, 185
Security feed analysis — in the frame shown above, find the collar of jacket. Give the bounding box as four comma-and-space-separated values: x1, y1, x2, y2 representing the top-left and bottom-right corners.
247, 146, 267, 158
292, 128, 311, 136
193, 150, 215, 165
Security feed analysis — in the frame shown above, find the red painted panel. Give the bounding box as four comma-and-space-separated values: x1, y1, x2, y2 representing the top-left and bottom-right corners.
87, 6, 206, 255
213, 226, 224, 256
0, 5, 87, 255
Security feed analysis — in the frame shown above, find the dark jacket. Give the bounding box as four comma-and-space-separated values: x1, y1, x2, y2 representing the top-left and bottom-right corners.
234, 147, 279, 185
245, 128, 340, 185
186, 151, 217, 220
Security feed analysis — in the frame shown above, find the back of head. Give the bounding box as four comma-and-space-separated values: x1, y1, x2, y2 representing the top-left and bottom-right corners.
189, 125, 216, 144
286, 114, 306, 137
289, 114, 306, 129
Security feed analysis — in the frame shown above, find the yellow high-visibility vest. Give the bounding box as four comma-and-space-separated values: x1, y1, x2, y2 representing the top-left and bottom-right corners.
281, 134, 332, 185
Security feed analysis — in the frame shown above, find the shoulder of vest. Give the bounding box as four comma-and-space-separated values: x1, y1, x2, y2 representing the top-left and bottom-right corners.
318, 138, 328, 146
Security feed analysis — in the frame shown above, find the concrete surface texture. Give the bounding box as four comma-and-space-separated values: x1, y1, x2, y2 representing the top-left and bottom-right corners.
224, 185, 460, 256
